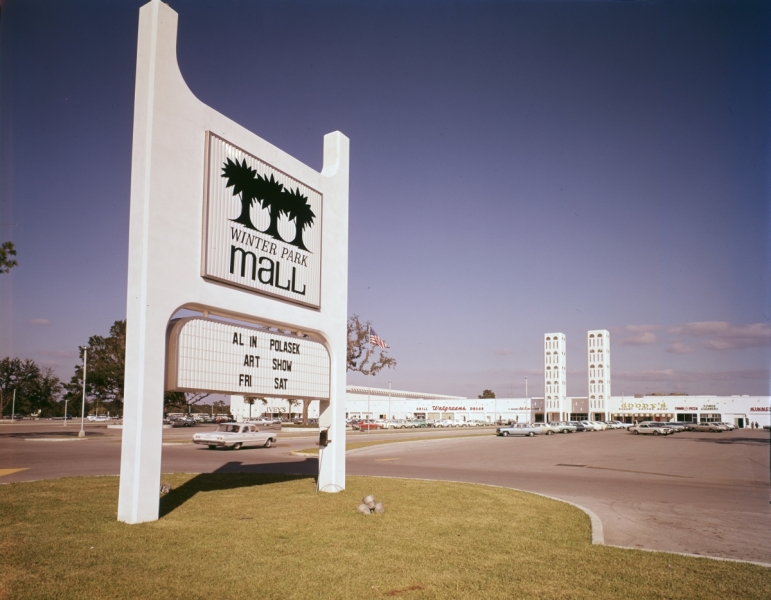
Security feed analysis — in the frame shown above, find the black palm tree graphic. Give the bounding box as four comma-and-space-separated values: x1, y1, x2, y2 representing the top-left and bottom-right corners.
283, 187, 315, 251
253, 173, 286, 240
222, 158, 259, 230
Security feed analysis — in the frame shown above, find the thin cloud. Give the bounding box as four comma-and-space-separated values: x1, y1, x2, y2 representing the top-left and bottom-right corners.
494, 348, 517, 356
28, 318, 50, 326
614, 368, 769, 383
614, 324, 660, 345
666, 342, 693, 354
669, 321, 771, 350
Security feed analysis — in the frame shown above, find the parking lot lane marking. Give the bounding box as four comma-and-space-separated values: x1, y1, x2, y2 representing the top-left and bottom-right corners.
586, 466, 693, 479
374, 458, 401, 462
556, 464, 587, 468
0, 468, 28, 477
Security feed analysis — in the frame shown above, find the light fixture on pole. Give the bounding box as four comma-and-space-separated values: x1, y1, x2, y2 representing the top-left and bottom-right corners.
78, 348, 88, 438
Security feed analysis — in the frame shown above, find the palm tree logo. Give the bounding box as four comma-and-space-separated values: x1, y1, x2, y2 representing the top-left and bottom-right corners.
222, 158, 316, 252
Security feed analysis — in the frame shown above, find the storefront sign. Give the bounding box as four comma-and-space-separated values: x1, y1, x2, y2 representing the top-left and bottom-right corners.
618, 402, 668, 411
750, 406, 770, 412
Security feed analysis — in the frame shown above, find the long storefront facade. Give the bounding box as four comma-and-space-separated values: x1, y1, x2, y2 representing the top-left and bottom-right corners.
231, 387, 770, 427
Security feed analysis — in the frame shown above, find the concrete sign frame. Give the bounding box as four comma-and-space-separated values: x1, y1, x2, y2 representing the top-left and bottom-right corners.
119, 0, 348, 524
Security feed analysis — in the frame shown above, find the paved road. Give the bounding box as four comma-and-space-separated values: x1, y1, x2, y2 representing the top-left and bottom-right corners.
2, 422, 769, 564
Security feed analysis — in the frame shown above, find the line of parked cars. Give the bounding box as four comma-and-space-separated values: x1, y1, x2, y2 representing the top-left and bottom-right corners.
627, 421, 737, 435
349, 418, 492, 430
496, 420, 627, 437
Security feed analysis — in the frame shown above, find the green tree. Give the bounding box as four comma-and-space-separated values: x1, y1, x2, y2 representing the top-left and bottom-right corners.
283, 187, 315, 251
347, 315, 396, 376
64, 320, 126, 416
0, 241, 18, 274
0, 357, 61, 416
478, 389, 496, 399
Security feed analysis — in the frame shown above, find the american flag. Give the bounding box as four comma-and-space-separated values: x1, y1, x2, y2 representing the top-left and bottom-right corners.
369, 326, 389, 349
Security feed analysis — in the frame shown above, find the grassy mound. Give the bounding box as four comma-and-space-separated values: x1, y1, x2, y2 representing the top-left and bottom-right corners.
1, 474, 768, 599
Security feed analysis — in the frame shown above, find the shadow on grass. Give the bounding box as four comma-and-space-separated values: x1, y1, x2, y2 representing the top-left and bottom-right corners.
159, 459, 318, 518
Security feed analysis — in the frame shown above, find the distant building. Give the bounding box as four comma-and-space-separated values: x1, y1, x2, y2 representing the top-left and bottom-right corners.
544, 333, 568, 421
587, 329, 611, 420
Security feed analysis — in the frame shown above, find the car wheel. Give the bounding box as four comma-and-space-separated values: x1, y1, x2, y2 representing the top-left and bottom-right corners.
633, 430, 639, 435
502, 431, 509, 437
208, 445, 216, 450
653, 430, 660, 436
528, 432, 534, 437
232, 442, 242, 450
264, 438, 272, 448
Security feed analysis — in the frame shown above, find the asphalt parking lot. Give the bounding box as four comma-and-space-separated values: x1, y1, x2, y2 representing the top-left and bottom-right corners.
1, 422, 769, 564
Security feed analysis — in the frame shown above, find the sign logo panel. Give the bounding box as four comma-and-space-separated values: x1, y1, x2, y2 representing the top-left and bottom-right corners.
203, 133, 322, 308
167, 318, 330, 399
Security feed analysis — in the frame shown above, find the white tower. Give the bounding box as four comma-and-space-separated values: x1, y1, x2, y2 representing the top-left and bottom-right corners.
587, 330, 610, 420
544, 333, 567, 421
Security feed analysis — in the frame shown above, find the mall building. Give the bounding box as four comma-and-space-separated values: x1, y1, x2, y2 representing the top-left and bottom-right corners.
231, 387, 770, 428
230, 326, 769, 428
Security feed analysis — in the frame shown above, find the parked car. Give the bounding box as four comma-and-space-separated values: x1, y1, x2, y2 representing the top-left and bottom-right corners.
359, 421, 383, 431
193, 423, 278, 449
716, 422, 736, 431
535, 422, 559, 435
658, 422, 685, 432
693, 422, 726, 433
628, 423, 674, 435
496, 423, 544, 437
568, 421, 588, 432
408, 419, 428, 428
551, 421, 577, 433
579, 420, 601, 431
434, 419, 456, 428
170, 416, 196, 427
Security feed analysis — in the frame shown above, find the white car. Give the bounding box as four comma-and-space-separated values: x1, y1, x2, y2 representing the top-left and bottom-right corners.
628, 423, 674, 436
692, 422, 726, 433
580, 420, 601, 431
434, 419, 456, 428
716, 422, 736, 431
193, 423, 278, 449
87, 415, 111, 422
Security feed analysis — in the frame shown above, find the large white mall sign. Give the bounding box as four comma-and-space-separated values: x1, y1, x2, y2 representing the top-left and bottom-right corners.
119, 0, 348, 524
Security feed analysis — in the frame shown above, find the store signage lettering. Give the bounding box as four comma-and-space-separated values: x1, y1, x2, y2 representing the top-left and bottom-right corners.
701, 404, 718, 410
619, 402, 668, 411
750, 407, 770, 412
674, 406, 698, 411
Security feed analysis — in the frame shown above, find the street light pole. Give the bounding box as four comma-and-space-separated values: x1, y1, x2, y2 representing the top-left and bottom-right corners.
388, 380, 392, 420
78, 348, 88, 438
525, 376, 528, 399
11, 388, 16, 422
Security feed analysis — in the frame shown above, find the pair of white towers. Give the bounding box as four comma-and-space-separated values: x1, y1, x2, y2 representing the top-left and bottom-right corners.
543, 330, 610, 421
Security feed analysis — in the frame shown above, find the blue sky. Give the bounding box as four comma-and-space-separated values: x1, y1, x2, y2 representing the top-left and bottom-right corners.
1, 0, 769, 399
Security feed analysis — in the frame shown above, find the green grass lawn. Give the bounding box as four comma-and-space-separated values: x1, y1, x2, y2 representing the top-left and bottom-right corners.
1, 474, 768, 599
